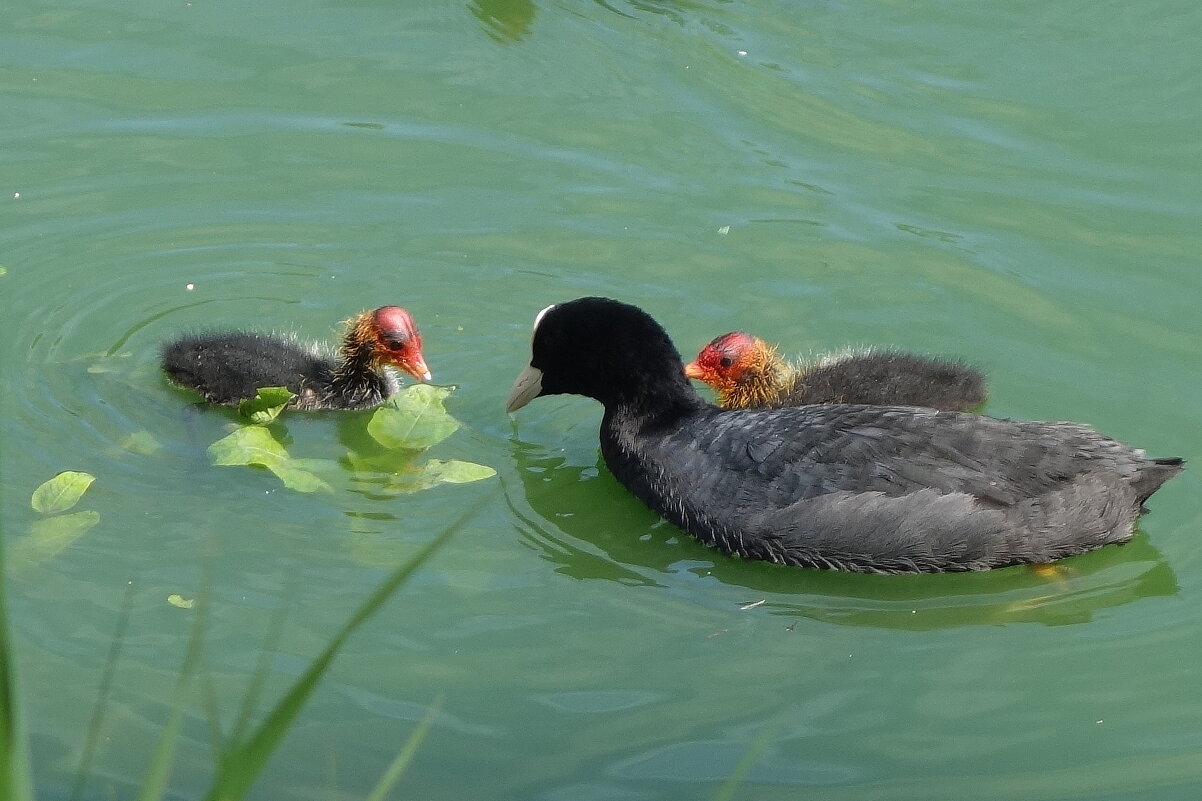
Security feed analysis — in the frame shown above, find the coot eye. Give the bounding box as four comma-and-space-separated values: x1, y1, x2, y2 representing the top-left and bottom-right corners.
719, 356, 733, 368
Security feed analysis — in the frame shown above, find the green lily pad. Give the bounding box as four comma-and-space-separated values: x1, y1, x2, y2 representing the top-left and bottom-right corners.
31, 471, 96, 515
11, 510, 101, 566
367, 384, 460, 450
238, 386, 295, 424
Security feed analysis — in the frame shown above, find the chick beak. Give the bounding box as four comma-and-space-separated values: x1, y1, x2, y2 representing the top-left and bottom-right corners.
402, 353, 432, 383
683, 361, 705, 380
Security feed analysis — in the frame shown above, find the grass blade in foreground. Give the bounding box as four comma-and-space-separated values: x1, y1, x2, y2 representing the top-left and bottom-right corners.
70, 581, 136, 801
0, 572, 34, 801
201, 496, 487, 801
711, 712, 789, 801
136, 566, 213, 801
364, 693, 443, 801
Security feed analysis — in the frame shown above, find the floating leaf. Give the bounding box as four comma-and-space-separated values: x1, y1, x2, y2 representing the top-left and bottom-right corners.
167, 594, 195, 609
367, 385, 459, 450
121, 430, 163, 456
208, 426, 332, 492
268, 462, 333, 494
31, 470, 96, 515
11, 510, 101, 566
209, 426, 289, 467
343, 449, 419, 475
388, 459, 496, 493
0, 266, 6, 276
238, 387, 295, 424
417, 459, 496, 485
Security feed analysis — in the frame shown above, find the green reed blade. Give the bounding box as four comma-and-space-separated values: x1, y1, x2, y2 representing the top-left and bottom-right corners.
364, 693, 444, 801
70, 580, 136, 801
202, 496, 485, 801
0, 547, 34, 801
136, 565, 212, 801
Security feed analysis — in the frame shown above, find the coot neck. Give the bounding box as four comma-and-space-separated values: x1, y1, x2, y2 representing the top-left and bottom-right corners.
600, 373, 711, 435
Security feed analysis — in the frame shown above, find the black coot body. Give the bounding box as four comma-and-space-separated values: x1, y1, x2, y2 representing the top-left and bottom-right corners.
507, 298, 1182, 574
161, 306, 430, 411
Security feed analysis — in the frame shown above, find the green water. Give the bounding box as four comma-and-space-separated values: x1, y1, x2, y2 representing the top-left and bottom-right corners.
4, 0, 1202, 798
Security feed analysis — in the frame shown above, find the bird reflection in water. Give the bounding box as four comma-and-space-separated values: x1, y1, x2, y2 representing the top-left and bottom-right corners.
469, 0, 537, 43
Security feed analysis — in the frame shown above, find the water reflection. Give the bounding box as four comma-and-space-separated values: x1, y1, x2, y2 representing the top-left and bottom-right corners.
591, 0, 729, 24
469, 0, 537, 43
508, 442, 670, 587
511, 443, 1178, 629
468, 0, 735, 42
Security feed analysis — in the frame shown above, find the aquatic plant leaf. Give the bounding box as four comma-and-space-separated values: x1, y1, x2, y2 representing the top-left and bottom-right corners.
267, 463, 332, 494
390, 459, 496, 493
11, 511, 101, 567
208, 426, 288, 467
30, 471, 96, 515
209, 427, 332, 492
238, 387, 295, 424
367, 384, 459, 450
121, 431, 163, 456
343, 449, 418, 475
167, 594, 195, 609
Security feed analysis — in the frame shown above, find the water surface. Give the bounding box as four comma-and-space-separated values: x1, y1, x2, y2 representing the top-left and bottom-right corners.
3, 1, 1202, 798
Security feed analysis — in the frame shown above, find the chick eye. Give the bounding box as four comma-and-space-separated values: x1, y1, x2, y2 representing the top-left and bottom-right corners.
719, 356, 733, 368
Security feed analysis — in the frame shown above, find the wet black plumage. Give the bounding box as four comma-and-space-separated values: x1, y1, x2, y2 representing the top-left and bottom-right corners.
685, 331, 987, 411
796, 350, 986, 409
161, 306, 430, 411
507, 297, 1183, 574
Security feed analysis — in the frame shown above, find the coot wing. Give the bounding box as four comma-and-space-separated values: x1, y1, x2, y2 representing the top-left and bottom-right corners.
683, 404, 1139, 509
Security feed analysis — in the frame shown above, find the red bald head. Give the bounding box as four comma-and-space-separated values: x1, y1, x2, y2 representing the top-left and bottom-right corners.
684, 331, 763, 387
368, 306, 431, 382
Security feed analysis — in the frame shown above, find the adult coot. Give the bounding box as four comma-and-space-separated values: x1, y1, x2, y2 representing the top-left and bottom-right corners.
685, 332, 987, 411
162, 306, 430, 410
506, 297, 1182, 574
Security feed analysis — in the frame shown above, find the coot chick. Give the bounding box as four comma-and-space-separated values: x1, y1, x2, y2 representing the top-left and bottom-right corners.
685, 332, 987, 411
506, 298, 1182, 574
162, 306, 431, 410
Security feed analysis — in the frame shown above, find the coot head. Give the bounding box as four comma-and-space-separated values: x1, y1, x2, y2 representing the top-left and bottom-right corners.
359, 306, 431, 382
507, 297, 699, 413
